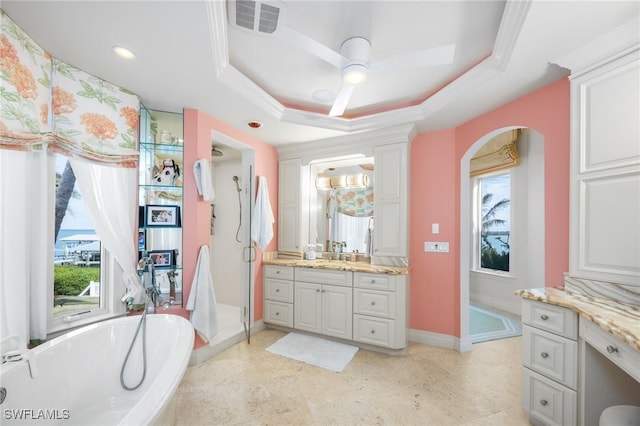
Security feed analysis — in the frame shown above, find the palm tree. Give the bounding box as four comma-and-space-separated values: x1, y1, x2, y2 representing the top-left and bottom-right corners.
54, 160, 76, 241
480, 193, 510, 271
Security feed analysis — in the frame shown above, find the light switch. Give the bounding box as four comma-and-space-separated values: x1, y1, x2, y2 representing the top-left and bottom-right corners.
424, 242, 450, 253
432, 223, 439, 234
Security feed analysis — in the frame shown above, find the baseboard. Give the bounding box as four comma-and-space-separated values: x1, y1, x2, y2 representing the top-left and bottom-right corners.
470, 294, 521, 316
409, 329, 472, 353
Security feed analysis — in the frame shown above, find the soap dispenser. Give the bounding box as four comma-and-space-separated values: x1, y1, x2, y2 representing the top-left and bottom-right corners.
305, 244, 316, 260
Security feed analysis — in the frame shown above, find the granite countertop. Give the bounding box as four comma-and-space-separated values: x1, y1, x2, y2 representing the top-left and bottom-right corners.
517, 287, 640, 351
262, 258, 410, 275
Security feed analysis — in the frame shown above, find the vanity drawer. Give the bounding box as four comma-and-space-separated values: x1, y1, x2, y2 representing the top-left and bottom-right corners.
522, 300, 578, 339
264, 300, 293, 327
580, 319, 640, 382
523, 325, 578, 390
522, 367, 577, 426
295, 268, 352, 287
354, 272, 396, 291
353, 314, 395, 348
264, 278, 294, 303
354, 288, 396, 318
264, 265, 294, 280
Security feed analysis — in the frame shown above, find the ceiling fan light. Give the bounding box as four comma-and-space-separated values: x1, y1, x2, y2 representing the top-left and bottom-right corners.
342, 64, 368, 85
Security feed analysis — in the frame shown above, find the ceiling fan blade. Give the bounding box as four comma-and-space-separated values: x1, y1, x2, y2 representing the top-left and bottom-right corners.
276, 25, 345, 69
328, 84, 355, 117
369, 44, 456, 71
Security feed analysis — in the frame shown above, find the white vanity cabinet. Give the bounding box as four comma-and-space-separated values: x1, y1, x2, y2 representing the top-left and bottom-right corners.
294, 269, 353, 340
522, 299, 578, 426
264, 265, 294, 327
353, 272, 408, 349
373, 142, 408, 259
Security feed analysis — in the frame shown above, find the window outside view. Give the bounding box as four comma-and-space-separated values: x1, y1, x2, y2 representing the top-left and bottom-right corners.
479, 173, 511, 272
53, 154, 101, 317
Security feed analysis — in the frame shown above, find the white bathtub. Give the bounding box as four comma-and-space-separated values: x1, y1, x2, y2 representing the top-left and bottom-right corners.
0, 314, 194, 425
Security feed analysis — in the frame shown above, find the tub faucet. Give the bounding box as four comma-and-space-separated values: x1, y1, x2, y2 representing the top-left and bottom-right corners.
139, 256, 161, 313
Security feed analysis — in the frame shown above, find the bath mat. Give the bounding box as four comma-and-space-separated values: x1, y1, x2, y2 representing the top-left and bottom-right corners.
470, 304, 522, 344
266, 332, 358, 372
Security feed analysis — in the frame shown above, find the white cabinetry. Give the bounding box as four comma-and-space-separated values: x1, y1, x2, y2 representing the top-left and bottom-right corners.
264, 265, 294, 327
278, 158, 302, 252
522, 300, 578, 426
294, 269, 353, 340
353, 272, 408, 349
569, 51, 640, 286
373, 143, 408, 259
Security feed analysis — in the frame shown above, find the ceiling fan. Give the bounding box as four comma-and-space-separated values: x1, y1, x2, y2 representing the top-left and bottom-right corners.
228, 0, 456, 117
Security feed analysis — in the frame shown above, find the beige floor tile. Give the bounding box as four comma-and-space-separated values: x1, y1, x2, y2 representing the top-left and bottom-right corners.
173, 329, 529, 426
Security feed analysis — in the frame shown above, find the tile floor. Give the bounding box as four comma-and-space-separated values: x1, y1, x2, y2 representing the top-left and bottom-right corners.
172, 329, 530, 425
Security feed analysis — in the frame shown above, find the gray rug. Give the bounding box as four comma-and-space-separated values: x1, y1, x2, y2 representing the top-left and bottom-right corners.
266, 332, 358, 372
470, 305, 522, 343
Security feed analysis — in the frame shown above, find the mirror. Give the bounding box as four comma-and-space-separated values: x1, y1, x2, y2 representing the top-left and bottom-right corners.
308, 157, 374, 257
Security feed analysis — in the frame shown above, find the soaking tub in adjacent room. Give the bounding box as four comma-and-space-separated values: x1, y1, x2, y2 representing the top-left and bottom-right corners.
0, 314, 194, 425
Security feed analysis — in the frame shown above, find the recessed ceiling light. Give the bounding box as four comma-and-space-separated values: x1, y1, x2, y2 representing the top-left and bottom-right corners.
312, 89, 335, 104
247, 121, 262, 129
112, 46, 135, 59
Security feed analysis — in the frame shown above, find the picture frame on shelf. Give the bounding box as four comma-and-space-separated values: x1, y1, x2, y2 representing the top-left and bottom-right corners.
146, 204, 181, 227
148, 250, 175, 269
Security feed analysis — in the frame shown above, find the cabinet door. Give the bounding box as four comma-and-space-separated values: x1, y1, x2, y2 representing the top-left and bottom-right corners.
294, 282, 321, 333
278, 158, 302, 252
373, 143, 407, 257
321, 284, 353, 340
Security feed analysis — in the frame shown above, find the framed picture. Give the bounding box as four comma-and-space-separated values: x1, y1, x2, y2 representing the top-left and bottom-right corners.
138, 229, 146, 250
147, 250, 175, 269
146, 204, 181, 227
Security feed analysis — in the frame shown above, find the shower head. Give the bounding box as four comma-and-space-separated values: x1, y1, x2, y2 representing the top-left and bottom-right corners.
211, 146, 223, 157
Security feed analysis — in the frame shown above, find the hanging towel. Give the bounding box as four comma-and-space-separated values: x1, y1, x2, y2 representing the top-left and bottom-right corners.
193, 159, 215, 201
251, 176, 275, 250
186, 246, 218, 343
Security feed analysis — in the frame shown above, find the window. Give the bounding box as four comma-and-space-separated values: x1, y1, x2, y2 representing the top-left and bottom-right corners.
50, 154, 114, 331
475, 172, 511, 273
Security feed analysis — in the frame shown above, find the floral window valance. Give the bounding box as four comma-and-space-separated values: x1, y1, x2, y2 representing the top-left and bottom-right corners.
328, 188, 374, 218
1, 10, 139, 167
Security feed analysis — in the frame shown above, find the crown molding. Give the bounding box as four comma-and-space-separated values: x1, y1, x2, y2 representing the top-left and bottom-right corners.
277, 123, 417, 164
551, 16, 640, 77
208, 0, 532, 134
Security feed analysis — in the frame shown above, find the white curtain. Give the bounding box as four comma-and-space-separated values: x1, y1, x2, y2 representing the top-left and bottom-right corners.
0, 148, 49, 341
69, 158, 143, 304
331, 212, 370, 254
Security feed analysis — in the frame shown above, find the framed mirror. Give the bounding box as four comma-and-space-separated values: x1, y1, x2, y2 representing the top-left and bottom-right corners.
308, 156, 374, 257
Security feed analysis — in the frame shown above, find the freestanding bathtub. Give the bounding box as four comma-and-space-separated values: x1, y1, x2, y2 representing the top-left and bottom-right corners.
0, 314, 194, 425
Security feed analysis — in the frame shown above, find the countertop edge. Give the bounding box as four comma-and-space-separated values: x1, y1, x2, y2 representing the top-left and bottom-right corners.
517, 287, 640, 352
262, 259, 410, 275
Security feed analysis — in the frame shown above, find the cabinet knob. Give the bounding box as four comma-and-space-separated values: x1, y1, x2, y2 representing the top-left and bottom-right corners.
276, 271, 280, 274
540, 352, 549, 359
371, 279, 376, 284
275, 289, 280, 292
370, 330, 375, 334
316, 289, 320, 292
371, 301, 376, 306
321, 289, 325, 293
540, 399, 548, 406
275, 312, 280, 316
606, 345, 619, 354
540, 314, 549, 321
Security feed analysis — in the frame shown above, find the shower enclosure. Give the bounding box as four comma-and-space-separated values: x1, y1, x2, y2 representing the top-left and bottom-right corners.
208, 141, 255, 349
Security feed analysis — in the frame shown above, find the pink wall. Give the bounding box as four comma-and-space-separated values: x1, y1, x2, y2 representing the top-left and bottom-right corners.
181, 109, 279, 349
409, 78, 570, 337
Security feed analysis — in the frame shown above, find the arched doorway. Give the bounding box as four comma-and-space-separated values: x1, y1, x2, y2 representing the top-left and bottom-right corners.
459, 127, 545, 351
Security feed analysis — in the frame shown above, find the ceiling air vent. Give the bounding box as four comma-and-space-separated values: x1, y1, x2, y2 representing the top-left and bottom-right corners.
232, 0, 282, 34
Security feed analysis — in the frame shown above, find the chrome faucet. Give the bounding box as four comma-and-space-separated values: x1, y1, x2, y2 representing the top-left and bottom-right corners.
138, 256, 161, 313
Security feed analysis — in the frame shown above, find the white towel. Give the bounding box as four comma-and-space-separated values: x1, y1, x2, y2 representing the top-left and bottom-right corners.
251, 176, 275, 251
193, 158, 215, 201
186, 246, 218, 342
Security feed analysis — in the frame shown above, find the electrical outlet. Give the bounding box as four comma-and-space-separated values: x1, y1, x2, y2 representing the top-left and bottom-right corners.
424, 242, 450, 252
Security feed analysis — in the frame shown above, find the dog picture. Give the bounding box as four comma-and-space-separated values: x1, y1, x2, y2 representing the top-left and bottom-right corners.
152, 158, 181, 185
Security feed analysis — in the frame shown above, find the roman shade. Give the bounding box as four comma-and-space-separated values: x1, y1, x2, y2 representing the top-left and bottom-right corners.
470, 129, 520, 176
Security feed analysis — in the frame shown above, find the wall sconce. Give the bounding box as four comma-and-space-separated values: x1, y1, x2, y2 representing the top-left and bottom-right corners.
346, 174, 369, 188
